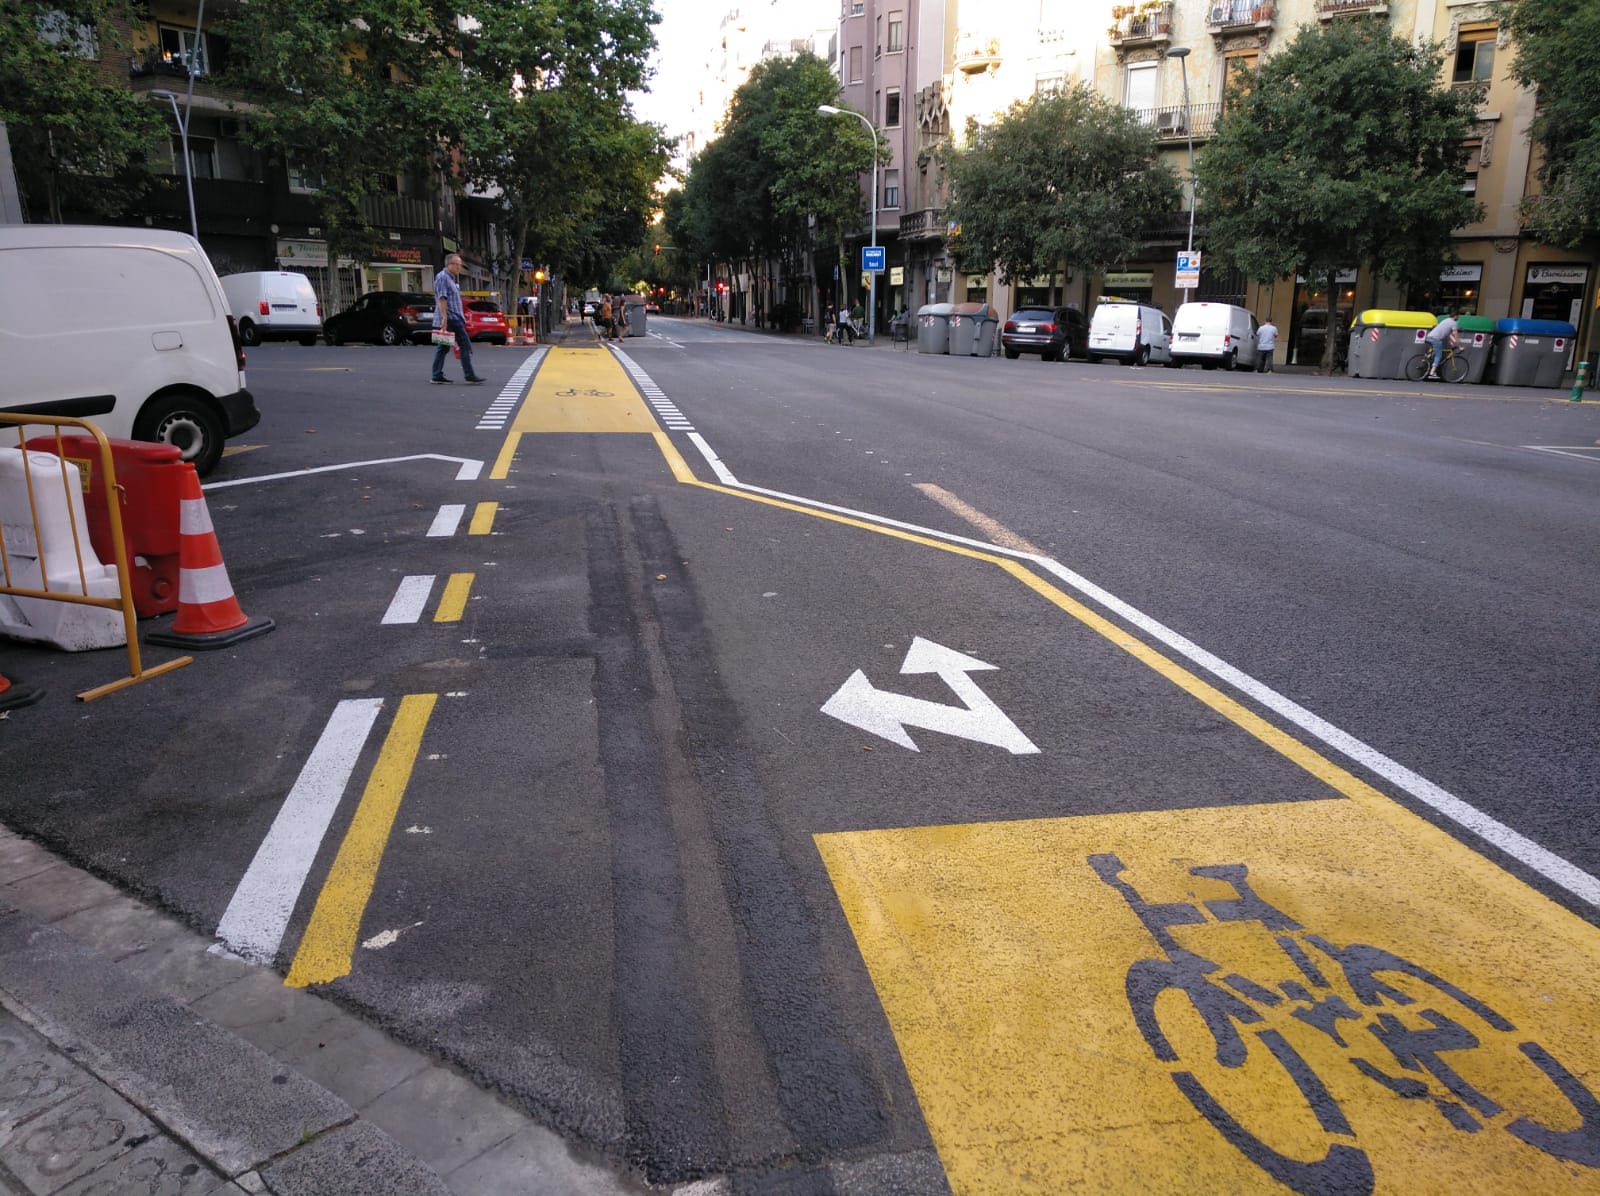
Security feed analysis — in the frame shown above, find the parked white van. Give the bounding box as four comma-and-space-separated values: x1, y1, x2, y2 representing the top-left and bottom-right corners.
219, 270, 321, 346
1087, 301, 1172, 365
0, 226, 258, 475
1169, 301, 1259, 370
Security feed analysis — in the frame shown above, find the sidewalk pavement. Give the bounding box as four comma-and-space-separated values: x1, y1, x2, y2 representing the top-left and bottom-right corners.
0, 827, 664, 1196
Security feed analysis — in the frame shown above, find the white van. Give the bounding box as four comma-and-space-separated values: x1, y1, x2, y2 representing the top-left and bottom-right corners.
1169, 301, 1259, 370
0, 226, 258, 475
219, 270, 321, 346
1087, 301, 1172, 365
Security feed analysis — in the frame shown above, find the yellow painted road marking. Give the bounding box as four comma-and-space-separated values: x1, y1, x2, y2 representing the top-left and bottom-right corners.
468, 501, 498, 535
220, 444, 266, 457
817, 799, 1600, 1194
285, 693, 437, 988
914, 484, 1043, 555
433, 573, 473, 623
491, 346, 657, 479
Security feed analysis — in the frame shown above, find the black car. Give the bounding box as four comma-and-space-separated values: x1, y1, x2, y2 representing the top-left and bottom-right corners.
1001, 306, 1089, 361
322, 292, 434, 346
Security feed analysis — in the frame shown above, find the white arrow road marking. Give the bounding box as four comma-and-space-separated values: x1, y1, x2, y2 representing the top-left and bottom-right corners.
821, 636, 1039, 755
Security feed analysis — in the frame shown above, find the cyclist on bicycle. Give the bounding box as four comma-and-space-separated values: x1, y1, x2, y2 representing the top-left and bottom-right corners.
1423, 309, 1460, 379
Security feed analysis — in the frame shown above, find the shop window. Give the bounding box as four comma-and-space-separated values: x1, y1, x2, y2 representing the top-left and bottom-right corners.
1453, 28, 1495, 85
885, 88, 901, 128
888, 12, 904, 53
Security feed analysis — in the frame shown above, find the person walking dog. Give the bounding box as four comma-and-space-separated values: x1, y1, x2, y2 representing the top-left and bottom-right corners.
431, 253, 485, 385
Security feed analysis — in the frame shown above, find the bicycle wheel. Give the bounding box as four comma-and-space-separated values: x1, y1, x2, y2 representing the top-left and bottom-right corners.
1403, 352, 1430, 382
1442, 353, 1470, 384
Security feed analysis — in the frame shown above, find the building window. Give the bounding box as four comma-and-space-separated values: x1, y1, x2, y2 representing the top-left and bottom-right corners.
158, 24, 209, 75
885, 88, 901, 128
1125, 61, 1157, 114
851, 0, 864, 14
36, 9, 98, 58
1036, 72, 1066, 95
1453, 28, 1495, 84
884, 170, 899, 209
288, 161, 323, 193
849, 45, 863, 83
170, 135, 216, 179
888, 12, 904, 52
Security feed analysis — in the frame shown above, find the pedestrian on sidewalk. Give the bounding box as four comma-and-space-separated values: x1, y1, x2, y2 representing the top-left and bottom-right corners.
431, 253, 486, 385
1256, 317, 1278, 372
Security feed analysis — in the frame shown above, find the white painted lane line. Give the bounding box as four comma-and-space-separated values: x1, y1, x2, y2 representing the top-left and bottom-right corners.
1524, 445, 1600, 463
427, 505, 465, 537
214, 698, 385, 964
662, 362, 1600, 910
202, 453, 485, 491
382, 575, 435, 624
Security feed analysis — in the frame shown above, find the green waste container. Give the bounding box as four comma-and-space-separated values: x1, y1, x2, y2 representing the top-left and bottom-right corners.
1346, 310, 1436, 379
1454, 315, 1496, 383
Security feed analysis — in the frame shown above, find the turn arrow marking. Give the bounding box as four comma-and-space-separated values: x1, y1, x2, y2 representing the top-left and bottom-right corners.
820, 636, 1039, 754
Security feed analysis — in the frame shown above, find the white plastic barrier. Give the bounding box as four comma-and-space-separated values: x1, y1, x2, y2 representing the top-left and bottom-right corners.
0, 447, 125, 650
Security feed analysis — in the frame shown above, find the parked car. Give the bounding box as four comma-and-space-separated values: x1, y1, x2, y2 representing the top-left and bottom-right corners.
1000, 306, 1089, 361
0, 225, 257, 475
219, 271, 321, 346
322, 292, 433, 346
1087, 300, 1172, 366
645, 299, 661, 314
1168, 301, 1259, 370
416, 300, 509, 345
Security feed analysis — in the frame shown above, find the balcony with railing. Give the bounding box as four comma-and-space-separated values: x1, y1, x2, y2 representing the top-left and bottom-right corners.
898, 208, 946, 242
1205, 1, 1275, 34
358, 194, 434, 230
1316, 0, 1389, 19
1134, 101, 1222, 142
953, 33, 1001, 74
1109, 3, 1174, 49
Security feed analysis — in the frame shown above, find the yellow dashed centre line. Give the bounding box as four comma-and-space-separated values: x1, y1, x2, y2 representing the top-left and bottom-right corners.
468, 501, 498, 535
433, 573, 473, 623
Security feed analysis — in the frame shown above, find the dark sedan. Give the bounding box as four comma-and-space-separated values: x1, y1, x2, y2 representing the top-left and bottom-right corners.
322, 292, 434, 346
1001, 306, 1089, 362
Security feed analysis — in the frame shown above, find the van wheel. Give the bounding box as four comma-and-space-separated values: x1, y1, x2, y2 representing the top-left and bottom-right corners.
238, 319, 260, 347
380, 323, 405, 346
1221, 351, 1235, 371
1134, 344, 1150, 367
134, 391, 225, 476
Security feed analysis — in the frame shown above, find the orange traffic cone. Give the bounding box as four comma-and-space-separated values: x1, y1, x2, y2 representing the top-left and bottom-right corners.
0, 670, 44, 711
146, 465, 274, 651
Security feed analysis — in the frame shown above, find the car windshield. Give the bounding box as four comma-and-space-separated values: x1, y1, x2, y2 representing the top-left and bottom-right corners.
467, 301, 502, 313
1013, 310, 1056, 322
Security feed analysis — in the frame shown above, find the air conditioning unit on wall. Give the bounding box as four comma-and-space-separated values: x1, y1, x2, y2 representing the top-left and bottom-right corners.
1155, 110, 1186, 135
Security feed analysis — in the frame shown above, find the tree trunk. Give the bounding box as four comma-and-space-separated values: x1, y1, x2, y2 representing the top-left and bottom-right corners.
1321, 266, 1338, 375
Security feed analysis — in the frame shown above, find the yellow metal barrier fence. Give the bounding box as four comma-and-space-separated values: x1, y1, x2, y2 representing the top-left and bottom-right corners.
0, 415, 192, 700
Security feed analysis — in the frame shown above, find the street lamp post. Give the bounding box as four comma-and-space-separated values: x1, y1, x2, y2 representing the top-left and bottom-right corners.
150, 89, 197, 242
1165, 46, 1196, 295
818, 103, 878, 345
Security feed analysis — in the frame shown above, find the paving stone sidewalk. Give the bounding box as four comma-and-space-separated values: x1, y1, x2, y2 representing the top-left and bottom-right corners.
0, 828, 652, 1196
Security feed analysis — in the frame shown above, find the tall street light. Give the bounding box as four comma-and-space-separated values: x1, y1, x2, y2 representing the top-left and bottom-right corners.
150, 89, 198, 242
818, 103, 878, 345
1165, 45, 1196, 296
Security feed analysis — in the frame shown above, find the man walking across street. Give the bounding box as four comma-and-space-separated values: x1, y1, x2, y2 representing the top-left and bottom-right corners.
1424, 309, 1459, 380
431, 253, 485, 385
1256, 317, 1278, 372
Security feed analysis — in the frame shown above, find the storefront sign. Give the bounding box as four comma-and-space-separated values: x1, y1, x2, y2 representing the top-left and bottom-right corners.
1105, 272, 1154, 288
1526, 265, 1588, 286
372, 245, 424, 265
890, 267, 904, 286
1440, 263, 1482, 282
936, 266, 953, 283
1295, 269, 1357, 284
277, 238, 328, 268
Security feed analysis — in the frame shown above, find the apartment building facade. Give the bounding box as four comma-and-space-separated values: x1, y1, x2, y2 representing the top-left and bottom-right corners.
823, 0, 1594, 365
27, 1, 503, 314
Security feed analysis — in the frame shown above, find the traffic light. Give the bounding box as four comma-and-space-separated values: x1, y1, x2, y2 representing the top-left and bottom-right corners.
716, 281, 726, 294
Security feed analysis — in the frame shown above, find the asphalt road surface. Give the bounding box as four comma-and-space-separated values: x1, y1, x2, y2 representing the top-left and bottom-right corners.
4, 316, 1599, 1193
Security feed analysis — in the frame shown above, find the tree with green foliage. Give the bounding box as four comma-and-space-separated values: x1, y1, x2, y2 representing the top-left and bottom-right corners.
216, 0, 468, 266
1196, 21, 1481, 370
1506, 0, 1600, 247
676, 53, 882, 325
455, 0, 669, 295
942, 84, 1179, 304
0, 1, 165, 222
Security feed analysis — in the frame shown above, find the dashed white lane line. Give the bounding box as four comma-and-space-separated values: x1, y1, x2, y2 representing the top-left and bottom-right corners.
382, 575, 435, 624
214, 698, 384, 964
611, 348, 694, 432
427, 505, 465, 537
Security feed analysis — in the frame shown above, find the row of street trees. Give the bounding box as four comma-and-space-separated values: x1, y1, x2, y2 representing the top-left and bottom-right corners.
1, 0, 672, 295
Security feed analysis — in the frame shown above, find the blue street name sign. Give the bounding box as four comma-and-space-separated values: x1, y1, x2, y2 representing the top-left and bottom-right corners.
862, 246, 886, 273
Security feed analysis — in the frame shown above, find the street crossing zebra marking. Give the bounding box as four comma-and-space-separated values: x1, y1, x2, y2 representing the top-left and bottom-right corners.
611, 347, 695, 431
478, 348, 546, 430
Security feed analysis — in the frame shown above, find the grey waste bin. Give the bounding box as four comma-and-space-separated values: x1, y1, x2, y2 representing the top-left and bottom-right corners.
916, 303, 953, 355
1454, 316, 1496, 383
972, 312, 999, 357
1345, 310, 1435, 379
1489, 318, 1577, 387
947, 303, 994, 356
624, 300, 647, 337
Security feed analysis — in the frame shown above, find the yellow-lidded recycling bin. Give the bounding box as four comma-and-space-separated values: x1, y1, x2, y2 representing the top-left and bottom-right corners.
1345, 310, 1436, 379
